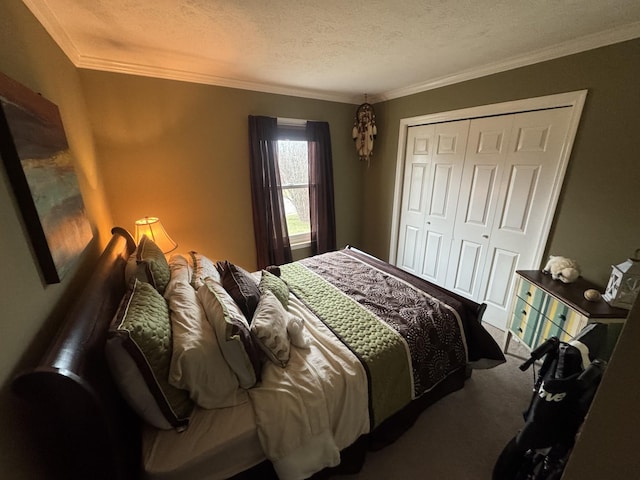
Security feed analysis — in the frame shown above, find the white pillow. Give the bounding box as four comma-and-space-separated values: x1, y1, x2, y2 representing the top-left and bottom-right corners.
197, 279, 262, 389
251, 291, 291, 367
189, 251, 222, 288
166, 278, 247, 409
167, 253, 193, 286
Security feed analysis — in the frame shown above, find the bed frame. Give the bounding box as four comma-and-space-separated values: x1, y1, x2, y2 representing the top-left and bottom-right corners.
12, 228, 481, 480
12, 227, 141, 480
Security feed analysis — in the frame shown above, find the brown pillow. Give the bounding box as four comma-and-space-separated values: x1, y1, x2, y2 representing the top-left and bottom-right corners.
217, 260, 261, 321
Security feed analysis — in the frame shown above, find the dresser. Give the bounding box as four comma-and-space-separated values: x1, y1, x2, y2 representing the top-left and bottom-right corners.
503, 270, 628, 360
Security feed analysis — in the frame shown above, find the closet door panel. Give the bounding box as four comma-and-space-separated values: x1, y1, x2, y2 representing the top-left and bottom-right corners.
451, 240, 483, 296
499, 165, 539, 232
478, 107, 574, 328
429, 164, 454, 217
396, 125, 434, 275
484, 248, 519, 308
465, 164, 498, 225
421, 231, 444, 279
445, 115, 514, 299
399, 225, 421, 271
419, 120, 470, 284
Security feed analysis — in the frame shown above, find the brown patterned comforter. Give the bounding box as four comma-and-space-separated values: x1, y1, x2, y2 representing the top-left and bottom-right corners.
282, 248, 505, 427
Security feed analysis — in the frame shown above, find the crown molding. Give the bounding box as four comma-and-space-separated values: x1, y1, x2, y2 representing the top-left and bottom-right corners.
22, 0, 360, 104
75, 54, 360, 104
375, 21, 640, 102
23, 0, 640, 105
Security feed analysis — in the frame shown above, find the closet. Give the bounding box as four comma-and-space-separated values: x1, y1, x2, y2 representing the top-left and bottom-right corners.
392, 93, 585, 329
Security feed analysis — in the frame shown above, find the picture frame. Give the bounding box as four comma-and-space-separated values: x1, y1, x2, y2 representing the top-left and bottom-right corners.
0, 71, 92, 284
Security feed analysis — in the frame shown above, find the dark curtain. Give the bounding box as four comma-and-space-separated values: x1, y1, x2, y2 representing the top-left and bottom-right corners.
248, 115, 292, 269
306, 121, 337, 255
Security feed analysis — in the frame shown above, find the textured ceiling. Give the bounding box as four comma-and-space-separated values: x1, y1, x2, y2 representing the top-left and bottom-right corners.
23, 0, 640, 103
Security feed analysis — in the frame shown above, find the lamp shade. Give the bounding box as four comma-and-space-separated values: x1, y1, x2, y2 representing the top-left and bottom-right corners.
134, 216, 177, 254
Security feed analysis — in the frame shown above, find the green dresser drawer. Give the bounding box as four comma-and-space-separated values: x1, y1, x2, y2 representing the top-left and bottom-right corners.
543, 297, 584, 337
534, 316, 575, 347
510, 296, 543, 347
517, 279, 546, 310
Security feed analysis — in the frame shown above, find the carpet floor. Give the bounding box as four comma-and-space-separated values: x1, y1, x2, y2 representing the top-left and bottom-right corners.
333, 325, 534, 480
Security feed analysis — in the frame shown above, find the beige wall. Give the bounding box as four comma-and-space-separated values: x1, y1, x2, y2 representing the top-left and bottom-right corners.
0, 1, 115, 478
366, 39, 640, 287
78, 70, 362, 271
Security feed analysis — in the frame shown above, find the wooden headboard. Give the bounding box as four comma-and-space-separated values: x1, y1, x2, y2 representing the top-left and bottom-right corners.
12, 227, 141, 480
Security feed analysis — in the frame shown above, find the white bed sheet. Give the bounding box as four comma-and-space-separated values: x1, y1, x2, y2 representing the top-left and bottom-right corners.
142, 398, 264, 480
143, 293, 369, 480
249, 294, 370, 480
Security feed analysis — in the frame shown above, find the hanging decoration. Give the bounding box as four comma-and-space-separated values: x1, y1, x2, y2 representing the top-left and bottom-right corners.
352, 94, 377, 165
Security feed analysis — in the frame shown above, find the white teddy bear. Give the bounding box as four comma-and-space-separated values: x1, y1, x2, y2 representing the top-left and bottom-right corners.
542, 255, 581, 283
287, 315, 310, 348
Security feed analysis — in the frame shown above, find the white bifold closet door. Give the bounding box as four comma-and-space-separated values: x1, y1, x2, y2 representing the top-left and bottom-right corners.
396, 107, 574, 329
396, 119, 470, 284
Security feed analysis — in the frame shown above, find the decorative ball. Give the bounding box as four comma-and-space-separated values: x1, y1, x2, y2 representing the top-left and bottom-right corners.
584, 289, 602, 302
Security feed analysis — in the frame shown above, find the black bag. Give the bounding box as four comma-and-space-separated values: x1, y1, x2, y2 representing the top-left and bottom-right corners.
493, 323, 607, 480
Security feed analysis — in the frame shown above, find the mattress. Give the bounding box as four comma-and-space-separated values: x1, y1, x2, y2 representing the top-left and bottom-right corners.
142, 399, 264, 480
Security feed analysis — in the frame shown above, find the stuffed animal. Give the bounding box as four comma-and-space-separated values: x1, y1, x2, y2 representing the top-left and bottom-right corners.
542, 255, 581, 283
287, 315, 310, 348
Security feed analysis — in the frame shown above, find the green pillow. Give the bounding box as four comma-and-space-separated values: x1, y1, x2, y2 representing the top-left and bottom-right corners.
259, 269, 290, 310
106, 279, 193, 430
126, 235, 171, 294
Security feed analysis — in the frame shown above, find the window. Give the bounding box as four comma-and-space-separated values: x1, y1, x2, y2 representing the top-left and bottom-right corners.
277, 139, 310, 246
248, 115, 335, 269
276, 120, 311, 247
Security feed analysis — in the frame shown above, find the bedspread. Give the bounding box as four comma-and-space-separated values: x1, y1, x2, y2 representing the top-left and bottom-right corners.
282, 250, 468, 428
247, 294, 370, 480
281, 260, 412, 428
249, 249, 503, 480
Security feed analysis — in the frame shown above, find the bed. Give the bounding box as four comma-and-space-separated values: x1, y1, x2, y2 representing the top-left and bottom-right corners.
12, 227, 504, 480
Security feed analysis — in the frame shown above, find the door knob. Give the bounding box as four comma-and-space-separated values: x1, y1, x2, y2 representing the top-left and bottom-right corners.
482, 234, 489, 239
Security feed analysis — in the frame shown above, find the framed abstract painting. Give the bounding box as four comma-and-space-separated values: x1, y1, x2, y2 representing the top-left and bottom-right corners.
0, 71, 92, 284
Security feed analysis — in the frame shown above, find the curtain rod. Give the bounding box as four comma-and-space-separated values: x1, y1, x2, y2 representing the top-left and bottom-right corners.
277, 117, 312, 126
